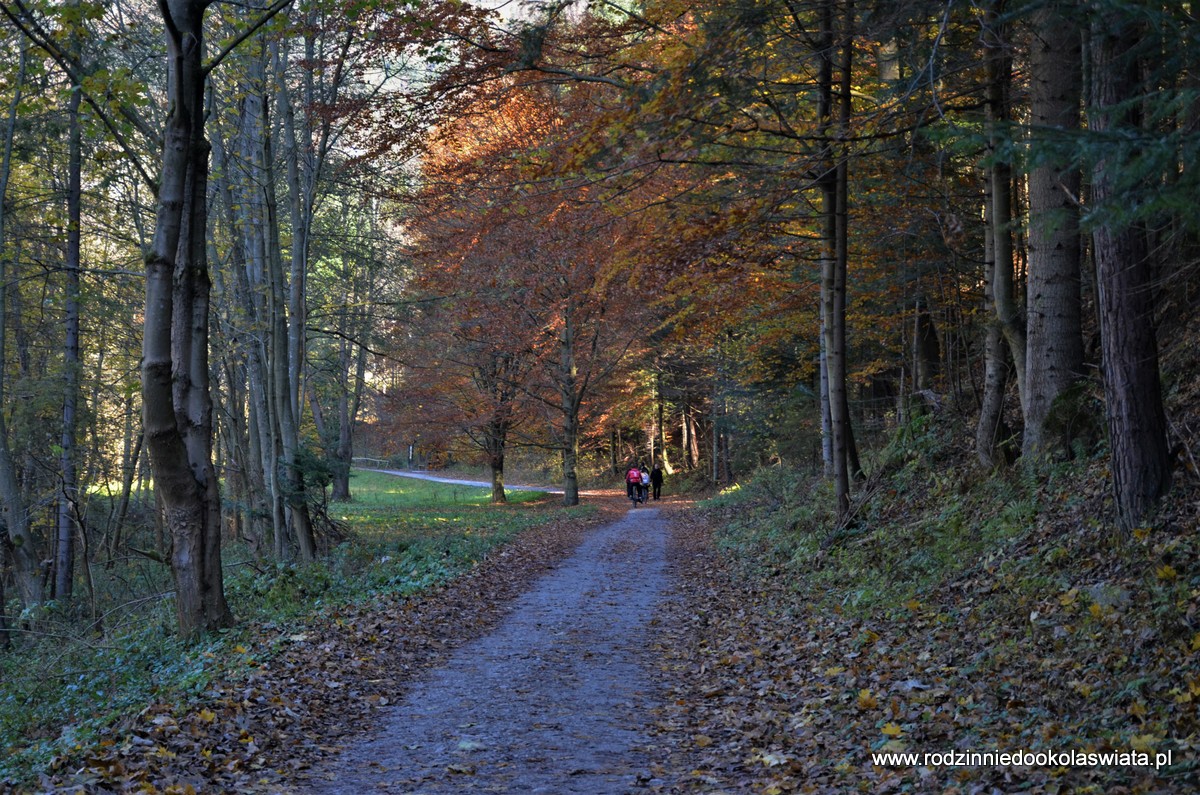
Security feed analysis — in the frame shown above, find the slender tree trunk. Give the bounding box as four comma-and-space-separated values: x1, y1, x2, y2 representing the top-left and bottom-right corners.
1089, 8, 1171, 530
213, 117, 272, 551
328, 274, 368, 501
678, 407, 687, 470
914, 300, 940, 391
559, 303, 580, 506
976, 179, 1011, 468
260, 85, 315, 561
55, 75, 83, 600
819, 328, 833, 475
330, 349, 354, 502
111, 427, 143, 557
1023, 2, 1083, 459
985, 6, 1027, 415
0, 46, 39, 608
486, 416, 508, 505
656, 370, 672, 473
275, 41, 307, 426
819, 0, 856, 517
711, 393, 719, 485
0, 542, 9, 649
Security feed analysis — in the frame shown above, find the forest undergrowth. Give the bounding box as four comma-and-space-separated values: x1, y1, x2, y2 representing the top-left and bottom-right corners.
652, 383, 1200, 792
0, 475, 604, 792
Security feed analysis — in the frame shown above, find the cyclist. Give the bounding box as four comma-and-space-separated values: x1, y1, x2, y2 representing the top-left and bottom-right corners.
625, 463, 643, 504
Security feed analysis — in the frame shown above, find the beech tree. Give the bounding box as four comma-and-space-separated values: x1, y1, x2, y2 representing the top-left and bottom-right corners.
134, 0, 289, 636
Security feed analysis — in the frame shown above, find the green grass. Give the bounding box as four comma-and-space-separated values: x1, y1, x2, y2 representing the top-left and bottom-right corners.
704, 436, 1043, 615
0, 469, 561, 786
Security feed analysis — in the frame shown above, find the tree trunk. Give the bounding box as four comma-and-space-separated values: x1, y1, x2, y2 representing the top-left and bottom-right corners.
143, 0, 234, 639
260, 87, 316, 561
914, 300, 940, 391
275, 41, 307, 427
819, 0, 855, 518
0, 45, 40, 608
1089, 8, 1171, 531
212, 116, 273, 551
655, 370, 671, 473
559, 303, 580, 506
111, 426, 143, 558
818, 326, 833, 476
1023, 1, 1083, 460
984, 7, 1027, 415
329, 232, 373, 503
0, 541, 9, 649
55, 73, 83, 600
487, 417, 508, 504
976, 178, 1011, 468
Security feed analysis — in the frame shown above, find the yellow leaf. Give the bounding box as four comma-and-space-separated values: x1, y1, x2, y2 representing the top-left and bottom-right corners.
1059, 588, 1078, 606
757, 751, 790, 767
1133, 527, 1151, 541
694, 735, 713, 748
825, 666, 845, 676
1129, 701, 1147, 718
1156, 565, 1178, 581
1130, 734, 1159, 753
1191, 632, 1200, 652
234, 644, 248, 654
905, 599, 922, 611
881, 722, 904, 737
857, 689, 879, 710
197, 708, 216, 723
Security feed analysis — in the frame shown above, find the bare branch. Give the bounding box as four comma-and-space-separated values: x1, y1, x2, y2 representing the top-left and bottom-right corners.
202, 0, 295, 77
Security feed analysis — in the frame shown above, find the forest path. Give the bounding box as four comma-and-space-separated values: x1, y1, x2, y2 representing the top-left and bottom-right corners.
304, 505, 671, 794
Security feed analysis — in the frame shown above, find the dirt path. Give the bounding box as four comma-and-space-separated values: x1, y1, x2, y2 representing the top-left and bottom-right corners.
305, 505, 671, 794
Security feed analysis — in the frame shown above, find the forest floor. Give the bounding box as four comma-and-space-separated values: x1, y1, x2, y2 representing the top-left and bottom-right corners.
36, 493, 684, 794
34, 464, 1200, 794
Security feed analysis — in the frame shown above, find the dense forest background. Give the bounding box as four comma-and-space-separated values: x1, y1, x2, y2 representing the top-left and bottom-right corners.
0, 0, 1197, 788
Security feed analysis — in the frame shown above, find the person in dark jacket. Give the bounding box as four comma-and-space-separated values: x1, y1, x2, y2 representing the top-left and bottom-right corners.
650, 463, 664, 500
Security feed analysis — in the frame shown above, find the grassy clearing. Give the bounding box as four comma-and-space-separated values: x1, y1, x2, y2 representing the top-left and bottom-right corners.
0, 470, 561, 786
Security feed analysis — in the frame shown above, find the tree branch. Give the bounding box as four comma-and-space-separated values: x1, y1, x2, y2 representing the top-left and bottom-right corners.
202, 0, 295, 77
0, 0, 160, 194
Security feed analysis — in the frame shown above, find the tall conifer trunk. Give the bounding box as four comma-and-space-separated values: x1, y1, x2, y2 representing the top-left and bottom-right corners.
1088, 8, 1171, 530
1023, 2, 1083, 459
